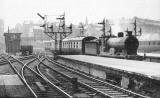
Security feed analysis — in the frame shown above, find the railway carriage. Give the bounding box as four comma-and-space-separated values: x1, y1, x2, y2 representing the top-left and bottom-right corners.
138, 36, 160, 53
62, 36, 97, 55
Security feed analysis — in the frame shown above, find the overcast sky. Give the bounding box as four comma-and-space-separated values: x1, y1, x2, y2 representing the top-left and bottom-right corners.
0, 0, 160, 29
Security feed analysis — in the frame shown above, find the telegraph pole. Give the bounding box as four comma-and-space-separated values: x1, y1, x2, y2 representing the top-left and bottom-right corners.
133, 18, 137, 36
98, 18, 106, 37
56, 13, 65, 53
132, 17, 142, 36
79, 23, 84, 37
48, 25, 58, 52
98, 18, 106, 52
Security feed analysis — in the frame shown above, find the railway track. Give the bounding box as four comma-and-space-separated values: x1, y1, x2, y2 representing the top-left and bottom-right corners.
0, 55, 36, 98
0, 55, 35, 65
38, 58, 106, 98
39, 57, 149, 98
21, 57, 72, 98
3, 55, 71, 98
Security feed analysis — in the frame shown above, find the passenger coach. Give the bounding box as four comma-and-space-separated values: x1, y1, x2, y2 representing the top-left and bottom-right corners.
62, 36, 97, 55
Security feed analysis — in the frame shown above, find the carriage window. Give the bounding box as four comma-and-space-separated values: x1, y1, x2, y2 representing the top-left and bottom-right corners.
68, 42, 69, 48
66, 42, 67, 48
141, 42, 144, 45
152, 42, 155, 45
78, 42, 80, 48
79, 42, 81, 48
65, 42, 67, 48
70, 42, 72, 48
63, 42, 65, 48
73, 42, 74, 48
145, 42, 148, 45
74, 42, 76, 48
63, 42, 64, 47
76, 42, 78, 48
72, 42, 73, 48
64, 42, 66, 48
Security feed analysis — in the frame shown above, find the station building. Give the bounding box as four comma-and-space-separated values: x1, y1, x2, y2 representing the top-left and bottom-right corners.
3, 33, 21, 55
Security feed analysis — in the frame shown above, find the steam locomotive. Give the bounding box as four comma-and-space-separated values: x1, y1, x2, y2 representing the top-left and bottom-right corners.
84, 31, 139, 58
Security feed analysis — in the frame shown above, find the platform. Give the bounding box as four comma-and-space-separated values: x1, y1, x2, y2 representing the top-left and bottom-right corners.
138, 52, 160, 58
59, 55, 160, 80
0, 75, 30, 97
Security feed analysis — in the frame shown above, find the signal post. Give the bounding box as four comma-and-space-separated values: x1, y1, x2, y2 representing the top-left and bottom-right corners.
37, 13, 72, 55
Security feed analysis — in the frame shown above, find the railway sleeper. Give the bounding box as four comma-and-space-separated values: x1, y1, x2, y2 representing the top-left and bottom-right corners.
85, 82, 104, 86
87, 84, 113, 90
90, 85, 110, 89
36, 91, 63, 98
35, 82, 46, 91
108, 93, 130, 97
81, 81, 98, 84
78, 87, 97, 95
98, 88, 131, 97
85, 91, 96, 95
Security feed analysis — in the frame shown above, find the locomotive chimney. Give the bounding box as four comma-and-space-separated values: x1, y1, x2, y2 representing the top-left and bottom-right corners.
126, 31, 132, 36
118, 32, 124, 37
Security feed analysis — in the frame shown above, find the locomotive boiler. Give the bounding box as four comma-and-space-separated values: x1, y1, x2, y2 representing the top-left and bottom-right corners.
106, 31, 139, 55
